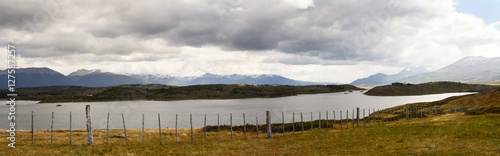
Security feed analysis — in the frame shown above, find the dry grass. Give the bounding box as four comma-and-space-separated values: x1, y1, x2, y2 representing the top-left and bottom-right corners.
1, 113, 499, 155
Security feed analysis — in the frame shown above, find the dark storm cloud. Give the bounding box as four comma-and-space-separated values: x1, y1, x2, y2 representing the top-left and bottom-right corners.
1, 0, 407, 63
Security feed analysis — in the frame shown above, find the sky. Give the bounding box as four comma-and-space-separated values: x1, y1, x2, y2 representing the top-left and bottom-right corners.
1, 0, 500, 83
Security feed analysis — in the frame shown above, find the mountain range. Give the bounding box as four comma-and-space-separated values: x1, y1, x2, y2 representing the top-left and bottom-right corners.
0, 68, 333, 89
351, 56, 500, 85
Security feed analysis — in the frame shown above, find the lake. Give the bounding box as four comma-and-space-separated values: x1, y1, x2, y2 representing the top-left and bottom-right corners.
2, 91, 474, 130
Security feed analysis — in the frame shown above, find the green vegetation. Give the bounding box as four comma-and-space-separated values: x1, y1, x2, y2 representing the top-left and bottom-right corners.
2, 114, 498, 155
364, 81, 498, 96
0, 84, 362, 103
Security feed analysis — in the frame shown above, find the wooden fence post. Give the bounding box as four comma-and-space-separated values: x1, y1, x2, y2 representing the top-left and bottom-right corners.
340, 110, 343, 129
300, 112, 304, 134
31, 111, 34, 144
86, 105, 93, 145
454, 105, 456, 113
435, 105, 437, 116
266, 111, 273, 139
292, 112, 295, 134
406, 105, 409, 120
346, 110, 348, 129
319, 111, 321, 130
282, 112, 285, 136
333, 111, 336, 129
243, 113, 247, 139
363, 109, 365, 126
377, 109, 380, 124
176, 114, 178, 144
51, 112, 54, 146
368, 109, 370, 125
230, 113, 233, 141
204, 114, 207, 141
256, 113, 259, 139
310, 112, 313, 131
217, 114, 220, 141
142, 113, 145, 145
106, 112, 109, 145
122, 113, 127, 145
70, 111, 72, 145
326, 111, 329, 131
191, 114, 194, 144
158, 114, 161, 145
357, 108, 360, 127
352, 109, 355, 127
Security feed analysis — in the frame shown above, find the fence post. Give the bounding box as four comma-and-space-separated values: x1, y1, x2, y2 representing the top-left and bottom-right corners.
230, 113, 233, 141
406, 105, 409, 120
122, 113, 127, 145
377, 109, 380, 124
435, 105, 437, 116
282, 112, 285, 136
292, 112, 295, 134
266, 111, 273, 139
191, 114, 194, 144
176, 114, 178, 144
352, 109, 355, 127
310, 112, 313, 131
346, 110, 348, 129
158, 114, 161, 145
319, 111, 321, 130
217, 114, 220, 141
256, 113, 259, 139
363, 109, 365, 126
243, 113, 247, 139
301, 112, 304, 133
340, 110, 343, 129
326, 111, 329, 131
31, 111, 34, 144
106, 112, 109, 145
86, 105, 92, 145
333, 111, 336, 129
142, 113, 145, 145
51, 112, 54, 146
204, 114, 207, 141
357, 108, 360, 127
385, 109, 388, 123
368, 109, 370, 125
70, 111, 72, 145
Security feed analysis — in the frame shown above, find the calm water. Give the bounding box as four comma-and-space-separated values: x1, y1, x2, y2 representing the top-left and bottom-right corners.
2, 92, 474, 130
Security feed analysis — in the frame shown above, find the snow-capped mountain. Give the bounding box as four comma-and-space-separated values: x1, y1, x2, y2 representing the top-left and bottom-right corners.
399, 56, 500, 83
351, 56, 500, 85
182, 73, 331, 85
350, 66, 429, 85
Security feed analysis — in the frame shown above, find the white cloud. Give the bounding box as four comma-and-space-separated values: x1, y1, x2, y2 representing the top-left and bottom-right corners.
0, 0, 499, 83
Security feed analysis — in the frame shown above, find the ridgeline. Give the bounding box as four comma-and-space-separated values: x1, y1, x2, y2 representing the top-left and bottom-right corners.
364, 81, 498, 96
1, 84, 363, 103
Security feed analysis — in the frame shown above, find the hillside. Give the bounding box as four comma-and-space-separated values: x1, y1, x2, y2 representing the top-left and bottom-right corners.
351, 66, 428, 85
0, 67, 74, 88
1, 84, 363, 103
399, 56, 500, 83
350, 56, 500, 85
364, 82, 498, 96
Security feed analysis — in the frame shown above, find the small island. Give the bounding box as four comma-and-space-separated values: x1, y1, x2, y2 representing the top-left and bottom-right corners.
364, 81, 498, 96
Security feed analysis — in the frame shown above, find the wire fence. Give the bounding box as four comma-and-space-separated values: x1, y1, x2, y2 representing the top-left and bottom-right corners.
22, 104, 496, 146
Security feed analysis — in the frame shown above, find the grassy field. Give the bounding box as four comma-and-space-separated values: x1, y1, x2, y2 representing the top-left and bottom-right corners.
1, 112, 498, 155
365, 81, 498, 96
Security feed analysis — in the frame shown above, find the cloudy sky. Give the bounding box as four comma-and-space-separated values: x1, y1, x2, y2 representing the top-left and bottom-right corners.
1, 0, 500, 83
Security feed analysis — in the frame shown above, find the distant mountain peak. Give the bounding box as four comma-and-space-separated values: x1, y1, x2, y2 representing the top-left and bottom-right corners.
398, 66, 429, 75
68, 69, 102, 76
